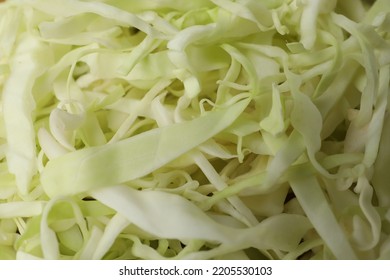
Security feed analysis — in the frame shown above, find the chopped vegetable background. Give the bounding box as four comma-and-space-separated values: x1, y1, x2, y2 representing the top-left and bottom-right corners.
0, 0, 389, 260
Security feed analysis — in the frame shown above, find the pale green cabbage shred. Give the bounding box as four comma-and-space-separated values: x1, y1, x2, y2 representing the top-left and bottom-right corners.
0, 0, 389, 260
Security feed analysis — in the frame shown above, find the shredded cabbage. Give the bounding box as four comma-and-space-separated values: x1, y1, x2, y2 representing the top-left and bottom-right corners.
0, 0, 389, 260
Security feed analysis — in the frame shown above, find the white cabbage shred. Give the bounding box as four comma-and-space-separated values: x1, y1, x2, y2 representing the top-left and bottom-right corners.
0, 0, 389, 260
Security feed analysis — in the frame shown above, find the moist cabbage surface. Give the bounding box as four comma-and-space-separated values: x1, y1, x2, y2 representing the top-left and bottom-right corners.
0, 0, 389, 260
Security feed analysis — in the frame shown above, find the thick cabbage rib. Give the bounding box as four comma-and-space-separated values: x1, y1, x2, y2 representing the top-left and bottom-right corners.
3, 36, 51, 195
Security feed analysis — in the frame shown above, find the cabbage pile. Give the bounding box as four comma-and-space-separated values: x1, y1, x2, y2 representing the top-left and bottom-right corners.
0, 0, 389, 260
